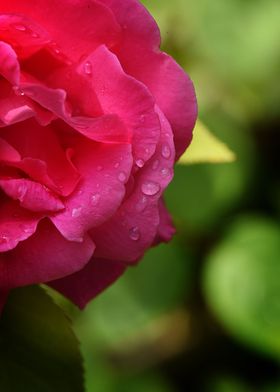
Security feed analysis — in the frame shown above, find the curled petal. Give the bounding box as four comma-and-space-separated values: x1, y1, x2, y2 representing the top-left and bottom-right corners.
0, 201, 41, 253
91, 106, 175, 263
0, 0, 121, 61
0, 41, 20, 85
51, 139, 133, 242
0, 178, 64, 212
100, 0, 197, 159
0, 220, 95, 289
49, 257, 126, 309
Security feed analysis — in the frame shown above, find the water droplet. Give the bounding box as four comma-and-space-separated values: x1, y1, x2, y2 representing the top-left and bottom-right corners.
141, 181, 160, 196
136, 195, 148, 212
97, 165, 103, 171
14, 88, 25, 96
160, 167, 170, 177
135, 158, 144, 168
129, 226, 140, 241
91, 193, 101, 206
72, 206, 82, 218
118, 172, 126, 182
84, 61, 92, 75
13, 24, 27, 32
161, 144, 171, 159
0, 235, 8, 245
31, 32, 39, 38
114, 162, 120, 169
152, 160, 159, 170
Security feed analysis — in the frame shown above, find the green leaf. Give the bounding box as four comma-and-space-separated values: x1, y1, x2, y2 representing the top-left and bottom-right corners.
203, 216, 280, 360
76, 238, 193, 348
179, 120, 236, 165
0, 286, 84, 392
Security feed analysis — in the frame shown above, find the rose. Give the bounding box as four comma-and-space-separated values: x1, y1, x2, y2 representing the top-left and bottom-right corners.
0, 0, 197, 309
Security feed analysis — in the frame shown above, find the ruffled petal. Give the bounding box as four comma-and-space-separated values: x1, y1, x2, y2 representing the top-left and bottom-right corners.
51, 138, 133, 241
49, 257, 126, 309
0, 41, 20, 85
1, 119, 80, 196
0, 0, 121, 62
78, 45, 160, 163
0, 220, 95, 289
0, 201, 41, 252
100, 0, 197, 159
91, 106, 175, 263
153, 198, 176, 245
0, 178, 64, 212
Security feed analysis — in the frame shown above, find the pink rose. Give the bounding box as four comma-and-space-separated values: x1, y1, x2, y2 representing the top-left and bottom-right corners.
0, 0, 197, 308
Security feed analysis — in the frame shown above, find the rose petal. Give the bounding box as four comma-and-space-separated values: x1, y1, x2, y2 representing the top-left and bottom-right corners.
0, 178, 64, 212
0, 137, 21, 162
91, 106, 175, 262
1, 119, 80, 196
0, 201, 41, 252
1, 0, 121, 62
79, 45, 160, 163
51, 138, 133, 241
101, 0, 197, 159
0, 13, 52, 59
0, 41, 20, 85
49, 257, 126, 309
0, 220, 95, 289
153, 198, 176, 245
0, 80, 55, 127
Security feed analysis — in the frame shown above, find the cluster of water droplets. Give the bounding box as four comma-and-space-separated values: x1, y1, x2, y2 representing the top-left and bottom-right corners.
12, 23, 39, 38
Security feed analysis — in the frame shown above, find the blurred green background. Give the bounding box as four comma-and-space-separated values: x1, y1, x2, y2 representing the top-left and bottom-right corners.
74, 0, 280, 390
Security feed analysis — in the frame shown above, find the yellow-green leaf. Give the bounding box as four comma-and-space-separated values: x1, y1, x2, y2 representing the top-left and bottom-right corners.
179, 120, 236, 165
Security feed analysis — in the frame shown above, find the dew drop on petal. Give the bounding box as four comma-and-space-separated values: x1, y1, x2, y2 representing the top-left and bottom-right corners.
72, 206, 82, 218
118, 172, 127, 182
114, 162, 120, 169
97, 165, 103, 172
84, 61, 92, 75
13, 24, 27, 32
129, 226, 140, 241
160, 167, 170, 177
161, 144, 171, 159
14, 87, 25, 96
141, 181, 160, 196
91, 193, 101, 206
135, 158, 144, 168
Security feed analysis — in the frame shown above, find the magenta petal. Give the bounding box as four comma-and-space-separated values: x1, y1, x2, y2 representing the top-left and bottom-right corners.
80, 45, 160, 163
0, 0, 121, 62
102, 0, 197, 159
51, 139, 133, 241
91, 106, 175, 263
153, 198, 176, 245
0, 41, 20, 85
0, 201, 41, 252
0, 178, 65, 212
1, 119, 80, 196
49, 257, 126, 309
0, 220, 95, 289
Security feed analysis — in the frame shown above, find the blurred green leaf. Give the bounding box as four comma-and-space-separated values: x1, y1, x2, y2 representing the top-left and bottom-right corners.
0, 286, 84, 392
179, 120, 235, 165
76, 238, 192, 348
203, 216, 280, 360
166, 116, 254, 234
